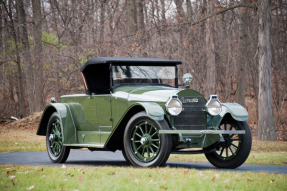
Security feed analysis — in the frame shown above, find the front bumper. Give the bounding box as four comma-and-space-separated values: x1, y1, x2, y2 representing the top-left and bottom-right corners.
159, 130, 245, 135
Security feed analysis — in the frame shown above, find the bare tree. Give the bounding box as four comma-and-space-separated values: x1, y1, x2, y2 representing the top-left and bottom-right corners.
236, 0, 248, 107
16, 0, 35, 113
32, 0, 44, 111
205, 0, 216, 96
257, 0, 276, 140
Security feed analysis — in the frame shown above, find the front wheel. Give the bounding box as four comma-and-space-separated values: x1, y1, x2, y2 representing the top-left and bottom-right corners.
46, 112, 70, 163
123, 112, 172, 167
205, 118, 252, 169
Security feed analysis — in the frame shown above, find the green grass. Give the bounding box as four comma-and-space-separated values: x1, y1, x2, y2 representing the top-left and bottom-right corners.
0, 165, 286, 191
169, 152, 287, 166
0, 128, 46, 153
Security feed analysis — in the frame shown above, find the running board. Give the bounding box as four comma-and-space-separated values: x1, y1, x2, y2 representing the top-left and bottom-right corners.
172, 148, 216, 154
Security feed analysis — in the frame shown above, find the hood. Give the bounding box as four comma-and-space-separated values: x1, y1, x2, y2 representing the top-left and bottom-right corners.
113, 85, 180, 103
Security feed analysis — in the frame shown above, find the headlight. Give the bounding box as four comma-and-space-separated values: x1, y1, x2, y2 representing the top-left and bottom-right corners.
166, 98, 182, 116
206, 95, 222, 116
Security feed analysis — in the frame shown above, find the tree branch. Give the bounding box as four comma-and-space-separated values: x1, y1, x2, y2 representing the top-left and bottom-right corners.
184, 3, 257, 27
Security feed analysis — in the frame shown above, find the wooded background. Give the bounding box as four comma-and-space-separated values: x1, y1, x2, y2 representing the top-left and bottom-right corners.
0, 0, 286, 140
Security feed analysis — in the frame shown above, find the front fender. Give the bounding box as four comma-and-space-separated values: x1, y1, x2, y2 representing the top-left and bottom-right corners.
222, 103, 248, 121
134, 102, 165, 121
208, 103, 248, 128
37, 103, 77, 144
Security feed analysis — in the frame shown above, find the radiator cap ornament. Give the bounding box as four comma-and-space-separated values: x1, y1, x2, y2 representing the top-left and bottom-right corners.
183, 73, 193, 88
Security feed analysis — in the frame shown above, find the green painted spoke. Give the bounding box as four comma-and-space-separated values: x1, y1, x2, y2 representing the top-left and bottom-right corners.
150, 139, 159, 142
134, 140, 141, 143
232, 138, 240, 141
135, 133, 141, 138
139, 126, 144, 135
148, 126, 153, 134
141, 147, 146, 156
231, 143, 238, 148
219, 147, 224, 156
145, 123, 148, 134
151, 131, 158, 138
135, 144, 143, 152
226, 146, 228, 157
150, 147, 155, 156
151, 143, 159, 149
147, 148, 150, 158
229, 146, 235, 155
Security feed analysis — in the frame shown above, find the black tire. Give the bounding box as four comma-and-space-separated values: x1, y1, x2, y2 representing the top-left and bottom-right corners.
46, 112, 70, 163
121, 148, 131, 164
123, 111, 172, 167
205, 118, 252, 169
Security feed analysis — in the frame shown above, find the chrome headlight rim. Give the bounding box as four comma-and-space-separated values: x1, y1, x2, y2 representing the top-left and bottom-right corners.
206, 95, 222, 116
166, 98, 183, 116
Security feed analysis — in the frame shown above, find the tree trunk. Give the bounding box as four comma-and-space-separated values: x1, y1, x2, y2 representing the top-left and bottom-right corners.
236, 0, 248, 107
175, 0, 185, 55
5, 1, 26, 118
99, 0, 107, 56
127, 0, 138, 41
205, 0, 216, 96
32, 0, 44, 111
257, 0, 276, 140
16, 0, 35, 113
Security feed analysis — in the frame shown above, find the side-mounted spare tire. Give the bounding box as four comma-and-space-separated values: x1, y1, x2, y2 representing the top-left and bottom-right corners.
205, 118, 252, 169
123, 111, 172, 167
46, 112, 70, 163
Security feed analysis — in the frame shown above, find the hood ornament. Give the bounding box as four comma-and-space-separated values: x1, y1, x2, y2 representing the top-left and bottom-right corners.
183, 73, 193, 88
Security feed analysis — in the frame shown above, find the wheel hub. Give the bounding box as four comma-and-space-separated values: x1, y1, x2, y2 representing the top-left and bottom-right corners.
49, 134, 56, 141
140, 137, 149, 145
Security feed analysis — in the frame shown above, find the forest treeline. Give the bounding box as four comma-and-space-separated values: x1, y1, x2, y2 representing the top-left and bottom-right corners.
0, 0, 286, 140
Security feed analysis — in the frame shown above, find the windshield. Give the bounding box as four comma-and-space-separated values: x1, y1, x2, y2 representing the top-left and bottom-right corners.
112, 65, 176, 87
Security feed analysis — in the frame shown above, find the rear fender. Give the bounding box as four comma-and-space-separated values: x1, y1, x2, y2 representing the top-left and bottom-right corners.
37, 103, 77, 144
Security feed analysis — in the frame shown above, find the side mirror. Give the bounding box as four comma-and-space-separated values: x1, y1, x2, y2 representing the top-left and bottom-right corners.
183, 73, 193, 88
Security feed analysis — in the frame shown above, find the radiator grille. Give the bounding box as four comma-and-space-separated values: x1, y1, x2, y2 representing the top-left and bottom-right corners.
173, 96, 206, 130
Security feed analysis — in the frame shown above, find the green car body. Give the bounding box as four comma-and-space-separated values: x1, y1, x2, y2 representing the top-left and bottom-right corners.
37, 57, 252, 168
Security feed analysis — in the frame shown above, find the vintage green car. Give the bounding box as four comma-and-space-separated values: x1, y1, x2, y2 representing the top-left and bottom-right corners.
37, 57, 251, 168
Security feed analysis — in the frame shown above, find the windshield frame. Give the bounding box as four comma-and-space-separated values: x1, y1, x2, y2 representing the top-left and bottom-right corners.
110, 64, 178, 90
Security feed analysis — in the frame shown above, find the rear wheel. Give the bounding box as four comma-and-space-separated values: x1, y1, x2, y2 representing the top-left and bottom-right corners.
46, 112, 70, 163
205, 118, 252, 169
123, 112, 172, 167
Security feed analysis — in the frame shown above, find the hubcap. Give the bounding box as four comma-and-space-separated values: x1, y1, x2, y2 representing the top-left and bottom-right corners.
140, 137, 149, 145
131, 121, 160, 162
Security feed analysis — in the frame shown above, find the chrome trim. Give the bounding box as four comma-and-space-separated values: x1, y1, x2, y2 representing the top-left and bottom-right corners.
205, 95, 222, 116
165, 96, 183, 116
159, 130, 245, 135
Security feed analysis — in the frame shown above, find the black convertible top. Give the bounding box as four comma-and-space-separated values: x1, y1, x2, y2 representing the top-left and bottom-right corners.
81, 57, 182, 72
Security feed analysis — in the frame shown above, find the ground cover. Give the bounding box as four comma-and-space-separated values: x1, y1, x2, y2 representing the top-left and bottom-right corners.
0, 165, 286, 191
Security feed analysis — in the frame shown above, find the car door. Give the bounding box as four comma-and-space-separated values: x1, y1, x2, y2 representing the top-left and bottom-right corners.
72, 95, 101, 145
95, 94, 113, 144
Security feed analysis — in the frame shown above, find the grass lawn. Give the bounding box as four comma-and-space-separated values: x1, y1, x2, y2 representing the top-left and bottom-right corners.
0, 165, 286, 191
0, 127, 286, 190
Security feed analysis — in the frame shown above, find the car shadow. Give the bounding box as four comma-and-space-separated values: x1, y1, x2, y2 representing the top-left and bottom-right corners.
64, 159, 216, 171
65, 160, 131, 167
